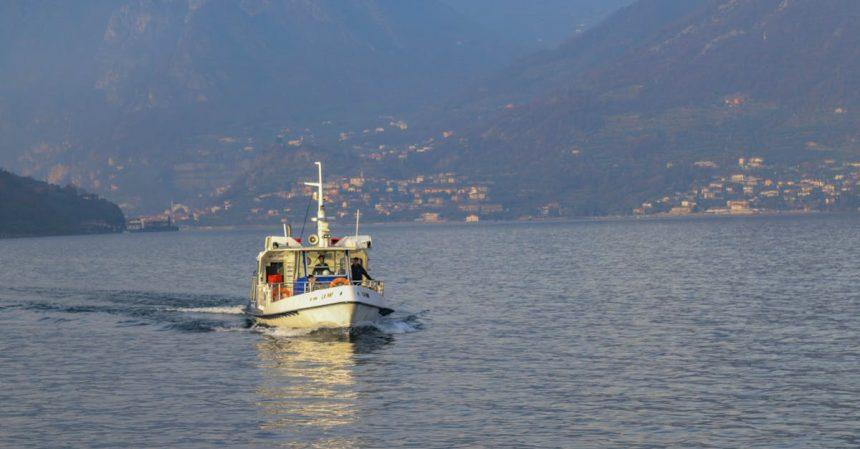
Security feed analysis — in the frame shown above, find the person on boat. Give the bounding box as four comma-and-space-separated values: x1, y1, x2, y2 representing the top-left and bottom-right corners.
351, 257, 373, 284
312, 255, 331, 275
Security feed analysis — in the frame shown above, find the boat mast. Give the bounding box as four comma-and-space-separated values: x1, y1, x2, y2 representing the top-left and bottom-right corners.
355, 209, 360, 239
303, 161, 331, 247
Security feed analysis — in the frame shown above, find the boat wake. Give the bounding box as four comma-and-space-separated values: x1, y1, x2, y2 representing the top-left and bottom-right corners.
1, 286, 250, 333
173, 305, 247, 315
248, 325, 316, 338
2, 286, 424, 337
371, 319, 420, 334
246, 311, 424, 339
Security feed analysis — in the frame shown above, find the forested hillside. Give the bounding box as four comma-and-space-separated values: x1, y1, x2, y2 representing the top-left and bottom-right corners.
0, 169, 125, 238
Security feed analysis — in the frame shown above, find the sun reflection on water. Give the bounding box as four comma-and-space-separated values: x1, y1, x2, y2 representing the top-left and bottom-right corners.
254, 329, 392, 447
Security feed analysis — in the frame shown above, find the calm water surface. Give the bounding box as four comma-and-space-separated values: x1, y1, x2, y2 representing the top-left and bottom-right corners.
1, 215, 858, 448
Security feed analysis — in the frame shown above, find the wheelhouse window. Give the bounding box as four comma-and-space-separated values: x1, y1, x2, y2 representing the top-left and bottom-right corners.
302, 251, 349, 277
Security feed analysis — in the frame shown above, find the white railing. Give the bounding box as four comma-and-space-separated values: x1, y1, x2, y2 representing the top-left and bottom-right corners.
255, 279, 384, 305
360, 280, 385, 295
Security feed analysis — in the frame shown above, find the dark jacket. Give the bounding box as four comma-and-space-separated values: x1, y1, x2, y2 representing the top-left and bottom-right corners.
351, 263, 372, 282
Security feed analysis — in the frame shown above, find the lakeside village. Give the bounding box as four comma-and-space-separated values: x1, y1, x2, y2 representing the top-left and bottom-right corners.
138, 171, 505, 226
125, 117, 859, 225
126, 120, 509, 226
635, 158, 860, 216
131, 156, 859, 227
230, 172, 502, 224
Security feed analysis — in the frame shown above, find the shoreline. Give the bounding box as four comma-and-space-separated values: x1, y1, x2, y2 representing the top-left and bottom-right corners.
1, 210, 855, 240
178, 209, 858, 232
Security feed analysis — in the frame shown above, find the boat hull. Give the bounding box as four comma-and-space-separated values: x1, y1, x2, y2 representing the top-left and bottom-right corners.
251, 285, 392, 329
255, 302, 387, 328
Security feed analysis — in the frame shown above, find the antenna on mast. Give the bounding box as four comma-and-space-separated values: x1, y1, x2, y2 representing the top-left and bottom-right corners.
355, 209, 360, 239
302, 161, 330, 247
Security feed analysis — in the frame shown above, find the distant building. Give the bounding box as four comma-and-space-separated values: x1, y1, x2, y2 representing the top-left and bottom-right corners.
127, 215, 178, 233
694, 160, 718, 168
465, 214, 480, 223
468, 186, 487, 201
739, 157, 764, 169
419, 212, 442, 223
727, 200, 753, 214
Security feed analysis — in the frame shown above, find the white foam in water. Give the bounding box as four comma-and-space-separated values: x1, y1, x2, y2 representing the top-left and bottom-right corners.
255, 326, 316, 337
372, 320, 419, 334
230, 319, 420, 338
174, 305, 246, 315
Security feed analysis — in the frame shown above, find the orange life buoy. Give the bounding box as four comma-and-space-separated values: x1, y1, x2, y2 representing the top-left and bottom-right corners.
272, 285, 292, 301
330, 277, 350, 287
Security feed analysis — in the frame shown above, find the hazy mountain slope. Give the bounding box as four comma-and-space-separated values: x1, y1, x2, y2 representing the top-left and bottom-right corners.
437, 0, 704, 121
438, 0, 634, 51
0, 0, 509, 212
0, 169, 125, 238
429, 0, 860, 216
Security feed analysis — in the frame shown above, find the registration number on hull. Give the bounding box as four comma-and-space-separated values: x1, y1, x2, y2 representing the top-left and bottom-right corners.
308, 290, 344, 302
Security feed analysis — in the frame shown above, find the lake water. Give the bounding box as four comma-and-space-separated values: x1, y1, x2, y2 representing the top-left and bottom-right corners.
1, 215, 858, 448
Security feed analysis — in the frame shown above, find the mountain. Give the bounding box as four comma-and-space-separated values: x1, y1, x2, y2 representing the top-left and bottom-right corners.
0, 0, 639, 217
11, 0, 852, 222
438, 0, 634, 51
425, 0, 860, 216
0, 0, 515, 212
0, 169, 125, 238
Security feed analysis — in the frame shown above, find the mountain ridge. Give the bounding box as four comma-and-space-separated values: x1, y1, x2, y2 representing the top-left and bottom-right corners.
4, 0, 857, 222
424, 0, 860, 216
0, 0, 513, 212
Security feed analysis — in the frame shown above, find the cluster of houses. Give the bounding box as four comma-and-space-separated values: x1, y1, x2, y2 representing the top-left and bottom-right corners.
635, 158, 860, 216
232, 172, 502, 224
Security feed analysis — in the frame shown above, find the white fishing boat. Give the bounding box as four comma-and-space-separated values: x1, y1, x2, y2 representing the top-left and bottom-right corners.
249, 162, 393, 328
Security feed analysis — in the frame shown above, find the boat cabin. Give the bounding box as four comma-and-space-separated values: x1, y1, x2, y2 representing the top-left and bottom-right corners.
255, 235, 381, 299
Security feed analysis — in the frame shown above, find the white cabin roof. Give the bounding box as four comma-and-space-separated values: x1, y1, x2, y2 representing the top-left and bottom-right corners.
264, 236, 303, 250
334, 235, 372, 249
261, 235, 372, 253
